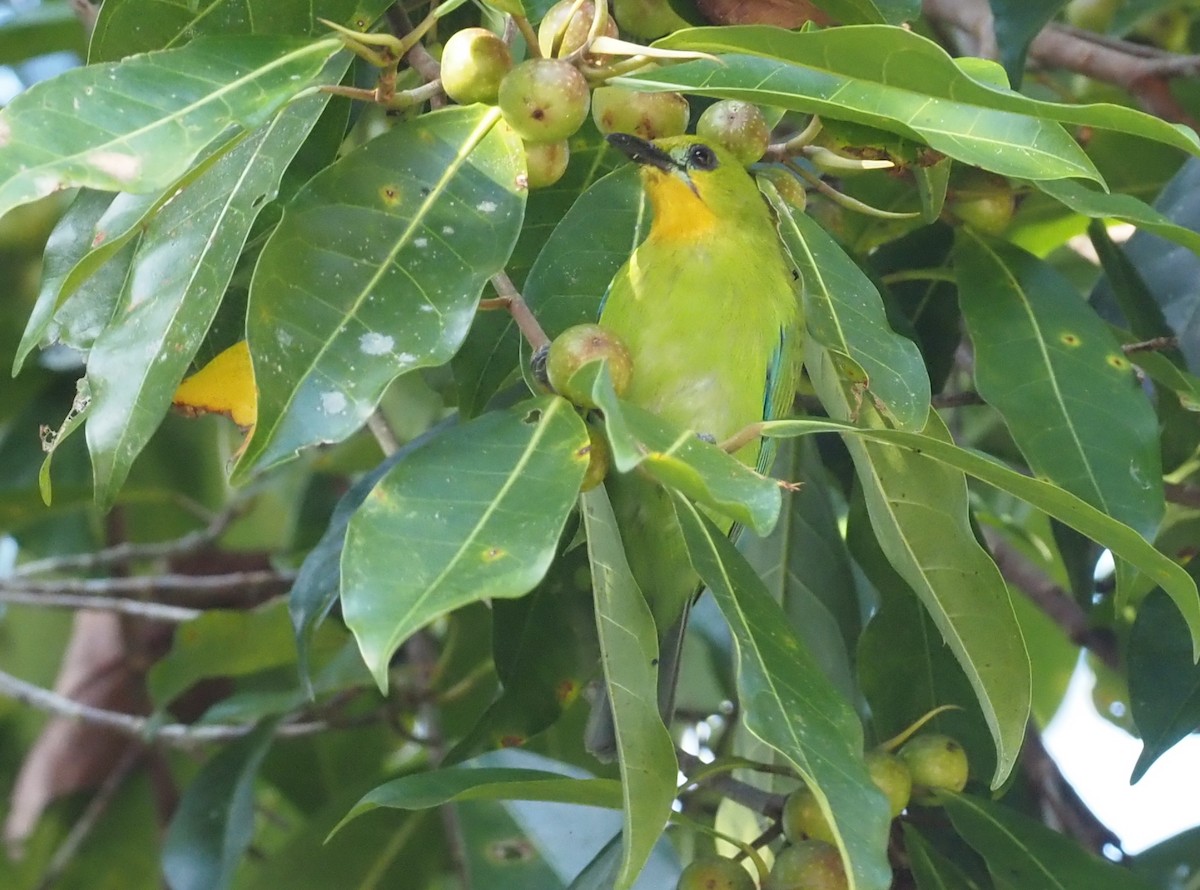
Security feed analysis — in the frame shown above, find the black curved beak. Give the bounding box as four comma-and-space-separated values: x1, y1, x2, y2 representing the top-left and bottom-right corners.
606, 133, 678, 173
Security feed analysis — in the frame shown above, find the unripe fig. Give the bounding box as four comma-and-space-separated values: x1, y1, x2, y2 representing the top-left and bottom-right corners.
765, 841, 847, 890
1063, 0, 1120, 32
696, 100, 770, 165
440, 27, 512, 105
546, 323, 634, 408
948, 170, 1015, 236
899, 734, 969, 803
592, 86, 690, 140
580, 424, 612, 491
538, 0, 617, 57
613, 0, 692, 39
866, 749, 912, 818
761, 169, 807, 212
782, 786, 834, 844
498, 59, 591, 142
676, 856, 756, 890
525, 139, 570, 188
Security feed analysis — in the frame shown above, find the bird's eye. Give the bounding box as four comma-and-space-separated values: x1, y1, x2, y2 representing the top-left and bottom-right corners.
687, 144, 718, 171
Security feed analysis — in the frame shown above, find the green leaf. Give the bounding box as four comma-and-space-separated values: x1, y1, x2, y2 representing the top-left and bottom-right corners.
89, 0, 392, 61
341, 397, 589, 690
1037, 178, 1200, 257
671, 493, 893, 890
801, 347, 1031, 787
162, 720, 278, 890
903, 823, 983, 890
452, 126, 623, 416
1133, 825, 1200, 888
987, 0, 1069, 86
954, 230, 1164, 541
238, 105, 525, 475
941, 792, 1157, 890
766, 184, 930, 431
580, 486, 677, 890
578, 362, 782, 535
760, 416, 1200, 656
14, 189, 117, 373
851, 493, 999, 783
84, 89, 338, 508
1129, 588, 1200, 781
0, 36, 343, 220
627, 35, 1094, 182
332, 767, 624, 836
520, 163, 646, 383
810, 0, 918, 25
646, 25, 1200, 172
148, 600, 298, 707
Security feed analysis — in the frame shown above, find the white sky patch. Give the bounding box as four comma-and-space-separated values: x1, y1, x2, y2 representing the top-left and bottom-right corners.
320, 391, 348, 415
476, 200, 497, 213
359, 332, 394, 355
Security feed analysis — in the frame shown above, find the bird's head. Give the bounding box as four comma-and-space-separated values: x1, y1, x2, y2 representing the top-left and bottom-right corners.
606, 133, 757, 241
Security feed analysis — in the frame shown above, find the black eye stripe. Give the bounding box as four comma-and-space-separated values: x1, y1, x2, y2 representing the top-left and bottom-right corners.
687, 144, 718, 171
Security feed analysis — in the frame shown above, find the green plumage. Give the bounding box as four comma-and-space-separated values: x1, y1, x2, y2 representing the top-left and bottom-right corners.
586, 135, 801, 757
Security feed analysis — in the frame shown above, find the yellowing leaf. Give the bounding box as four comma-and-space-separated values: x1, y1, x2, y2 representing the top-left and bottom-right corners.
172, 340, 257, 429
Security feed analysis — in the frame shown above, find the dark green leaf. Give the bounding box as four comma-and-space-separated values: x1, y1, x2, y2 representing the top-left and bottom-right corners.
0, 36, 343, 220
955, 231, 1164, 541
1037, 178, 1200, 257
1129, 588, 1200, 781
904, 823, 985, 890
988, 0, 1070, 86
162, 720, 278, 890
672, 493, 893, 890
767, 184, 930, 431
580, 486, 677, 890
239, 106, 525, 475
942, 792, 1156, 890
1132, 825, 1200, 887
0, 2, 87, 67
341, 397, 589, 689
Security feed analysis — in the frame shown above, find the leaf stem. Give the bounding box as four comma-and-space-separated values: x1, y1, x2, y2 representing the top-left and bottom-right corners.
483, 272, 551, 351
511, 14, 543, 58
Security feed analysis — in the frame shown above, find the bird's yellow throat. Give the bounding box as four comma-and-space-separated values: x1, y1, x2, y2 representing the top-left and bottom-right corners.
642, 168, 718, 242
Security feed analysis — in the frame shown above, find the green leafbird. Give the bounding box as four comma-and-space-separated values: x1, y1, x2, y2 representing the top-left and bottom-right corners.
586, 132, 802, 757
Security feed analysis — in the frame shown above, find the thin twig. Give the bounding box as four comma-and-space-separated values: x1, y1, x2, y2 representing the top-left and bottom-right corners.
486, 272, 551, 351
677, 749, 786, 819
982, 529, 1120, 671
1165, 482, 1200, 510
0, 591, 201, 622
0, 667, 342, 746
1122, 335, 1179, 354
13, 506, 239, 577
2, 570, 295, 602
932, 391, 986, 408
386, 3, 443, 86
367, 409, 402, 457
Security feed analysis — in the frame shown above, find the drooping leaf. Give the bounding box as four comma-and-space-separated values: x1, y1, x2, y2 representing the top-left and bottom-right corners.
647, 26, 1199, 164
988, 0, 1070, 86
766, 182, 930, 431
238, 105, 525, 475
672, 493, 893, 890
902, 823, 984, 890
341, 397, 589, 689
803, 345, 1032, 787
761, 415, 1200, 656
1129, 588, 1200, 781
955, 230, 1164, 542
0, 36, 344, 219
581, 486, 677, 890
1036, 178, 1200, 257
941, 792, 1157, 890
162, 720, 279, 890
83, 86, 338, 506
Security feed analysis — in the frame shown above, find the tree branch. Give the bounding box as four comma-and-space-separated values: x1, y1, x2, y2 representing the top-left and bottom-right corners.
0, 591, 201, 622
1, 570, 295, 606
482, 272, 551, 351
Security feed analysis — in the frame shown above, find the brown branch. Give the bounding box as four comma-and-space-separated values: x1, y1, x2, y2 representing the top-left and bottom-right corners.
982, 529, 1120, 671
1122, 335, 1179, 354
2, 570, 295, 606
386, 2, 443, 89
0, 591, 201, 622
1165, 482, 1200, 510
1021, 725, 1123, 858
677, 749, 787, 819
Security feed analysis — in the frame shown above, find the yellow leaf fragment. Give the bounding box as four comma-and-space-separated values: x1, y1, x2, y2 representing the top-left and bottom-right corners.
172, 340, 258, 429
